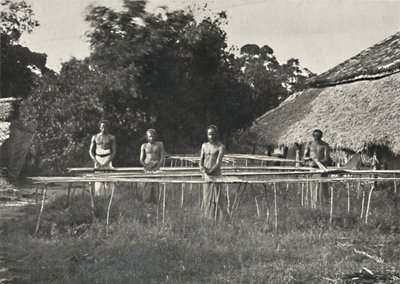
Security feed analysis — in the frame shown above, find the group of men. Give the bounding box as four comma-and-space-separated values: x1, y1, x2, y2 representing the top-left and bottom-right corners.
89, 120, 332, 219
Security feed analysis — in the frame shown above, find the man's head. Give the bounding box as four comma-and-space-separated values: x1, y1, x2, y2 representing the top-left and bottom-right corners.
99, 120, 109, 134
312, 129, 323, 141
207, 125, 219, 143
146, 129, 157, 143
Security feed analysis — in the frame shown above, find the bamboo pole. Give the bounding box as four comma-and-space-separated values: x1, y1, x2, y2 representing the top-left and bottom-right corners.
365, 184, 374, 224
35, 184, 47, 235
106, 185, 115, 235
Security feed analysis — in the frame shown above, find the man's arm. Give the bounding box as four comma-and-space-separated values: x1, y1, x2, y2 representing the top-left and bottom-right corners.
208, 145, 226, 175
303, 142, 311, 160
89, 135, 98, 166
320, 144, 330, 165
140, 144, 148, 169
155, 142, 165, 170
199, 144, 205, 173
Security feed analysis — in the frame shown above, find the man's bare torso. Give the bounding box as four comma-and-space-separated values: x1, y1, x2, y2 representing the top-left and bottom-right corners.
94, 133, 115, 153
202, 142, 224, 176
308, 140, 329, 161
142, 142, 163, 164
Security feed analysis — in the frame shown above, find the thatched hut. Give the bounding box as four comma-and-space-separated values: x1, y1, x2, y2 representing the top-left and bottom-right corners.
245, 32, 400, 169
0, 98, 34, 182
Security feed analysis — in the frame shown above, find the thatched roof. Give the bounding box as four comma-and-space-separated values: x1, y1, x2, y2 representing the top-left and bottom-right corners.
308, 32, 400, 87
248, 32, 400, 154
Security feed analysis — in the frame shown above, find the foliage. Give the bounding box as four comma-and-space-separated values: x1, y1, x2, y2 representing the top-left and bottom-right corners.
0, 0, 48, 98
20, 0, 316, 174
234, 44, 316, 118
21, 1, 255, 173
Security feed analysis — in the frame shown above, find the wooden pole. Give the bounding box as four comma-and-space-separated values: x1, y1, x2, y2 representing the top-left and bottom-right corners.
35, 184, 47, 235
106, 184, 115, 235
89, 183, 95, 219
301, 183, 304, 207
226, 184, 230, 215
180, 183, 184, 208
214, 184, 221, 221
295, 149, 300, 168
305, 180, 309, 209
156, 183, 162, 223
360, 189, 365, 219
162, 183, 166, 224
273, 182, 278, 232
66, 183, 71, 207
347, 183, 350, 213
35, 184, 39, 211
365, 184, 374, 224
329, 186, 333, 223
255, 196, 260, 217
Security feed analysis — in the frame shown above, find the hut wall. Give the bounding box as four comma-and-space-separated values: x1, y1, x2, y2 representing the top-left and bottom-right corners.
0, 123, 34, 178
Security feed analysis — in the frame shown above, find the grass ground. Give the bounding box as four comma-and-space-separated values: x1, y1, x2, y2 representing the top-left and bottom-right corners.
1, 182, 400, 283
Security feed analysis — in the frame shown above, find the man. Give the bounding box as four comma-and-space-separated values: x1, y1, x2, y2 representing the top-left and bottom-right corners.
140, 129, 165, 202
140, 129, 165, 172
89, 120, 116, 195
303, 129, 331, 168
200, 125, 226, 221
303, 129, 331, 206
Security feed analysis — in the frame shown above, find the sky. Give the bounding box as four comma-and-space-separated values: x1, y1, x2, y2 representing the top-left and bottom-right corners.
20, 0, 400, 74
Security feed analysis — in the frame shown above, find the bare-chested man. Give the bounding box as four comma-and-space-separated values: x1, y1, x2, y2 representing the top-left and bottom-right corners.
89, 120, 116, 195
140, 129, 165, 172
200, 125, 226, 221
303, 129, 331, 168
304, 129, 331, 205
140, 129, 165, 203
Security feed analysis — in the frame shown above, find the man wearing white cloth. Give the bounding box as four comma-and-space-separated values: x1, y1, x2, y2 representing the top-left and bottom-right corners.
89, 120, 116, 195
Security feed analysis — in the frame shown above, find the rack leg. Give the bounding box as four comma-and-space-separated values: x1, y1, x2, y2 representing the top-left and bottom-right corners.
273, 183, 278, 232
365, 184, 374, 224
35, 184, 47, 235
106, 185, 115, 235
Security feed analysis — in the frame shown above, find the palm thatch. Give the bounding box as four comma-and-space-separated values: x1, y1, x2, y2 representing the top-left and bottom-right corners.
248, 71, 400, 154
247, 31, 400, 156
308, 32, 400, 87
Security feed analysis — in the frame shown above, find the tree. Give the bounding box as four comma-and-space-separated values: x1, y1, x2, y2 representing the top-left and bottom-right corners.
235, 44, 316, 118
1, 0, 48, 98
